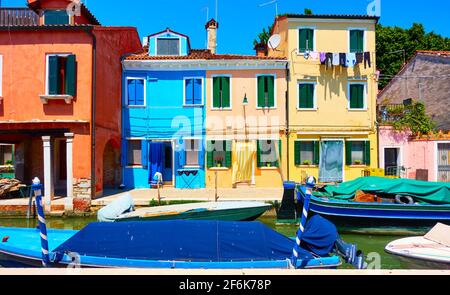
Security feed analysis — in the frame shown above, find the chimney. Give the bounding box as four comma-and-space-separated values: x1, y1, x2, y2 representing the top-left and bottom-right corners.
205, 19, 219, 54
254, 43, 268, 57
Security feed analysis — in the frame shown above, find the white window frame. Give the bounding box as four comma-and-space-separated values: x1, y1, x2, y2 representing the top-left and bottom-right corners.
347, 81, 368, 111
294, 139, 320, 166
183, 77, 204, 107
45, 53, 71, 96
297, 81, 317, 111
155, 36, 182, 56
0, 54, 3, 98
381, 146, 403, 174
125, 138, 145, 169
183, 137, 203, 168
255, 74, 277, 110
348, 27, 367, 53
125, 76, 147, 108
210, 74, 233, 110
297, 26, 316, 54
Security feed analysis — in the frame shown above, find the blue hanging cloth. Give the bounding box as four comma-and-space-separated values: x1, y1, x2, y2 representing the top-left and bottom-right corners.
149, 142, 164, 183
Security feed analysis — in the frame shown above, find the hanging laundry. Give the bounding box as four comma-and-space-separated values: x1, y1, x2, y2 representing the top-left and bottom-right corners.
339, 53, 347, 67
364, 52, 372, 68
355, 52, 364, 64
346, 53, 357, 68
320, 52, 327, 64
310, 52, 320, 61
304, 50, 310, 60
325, 53, 333, 69
332, 53, 340, 66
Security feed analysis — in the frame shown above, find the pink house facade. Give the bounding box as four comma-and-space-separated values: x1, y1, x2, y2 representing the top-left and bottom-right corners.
379, 126, 450, 182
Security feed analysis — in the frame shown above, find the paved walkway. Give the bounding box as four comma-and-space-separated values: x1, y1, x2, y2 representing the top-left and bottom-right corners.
92, 187, 284, 206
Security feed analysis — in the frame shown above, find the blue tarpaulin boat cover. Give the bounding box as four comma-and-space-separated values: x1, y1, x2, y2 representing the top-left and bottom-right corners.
53, 219, 337, 263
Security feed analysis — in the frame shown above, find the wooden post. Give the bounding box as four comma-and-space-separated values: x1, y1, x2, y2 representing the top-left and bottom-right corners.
157, 182, 161, 206
215, 171, 218, 202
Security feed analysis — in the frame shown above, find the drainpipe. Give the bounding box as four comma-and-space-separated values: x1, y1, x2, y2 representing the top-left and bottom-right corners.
82, 27, 97, 200
285, 62, 290, 181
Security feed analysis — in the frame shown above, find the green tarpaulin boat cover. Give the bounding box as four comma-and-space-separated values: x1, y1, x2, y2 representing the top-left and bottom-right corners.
315, 177, 450, 205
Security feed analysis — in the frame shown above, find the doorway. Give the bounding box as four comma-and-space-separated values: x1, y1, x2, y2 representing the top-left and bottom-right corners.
319, 140, 344, 183
53, 138, 67, 197
384, 148, 401, 177
437, 143, 450, 182
149, 141, 173, 185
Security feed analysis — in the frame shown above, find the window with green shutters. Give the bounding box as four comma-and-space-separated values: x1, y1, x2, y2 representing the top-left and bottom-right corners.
350, 30, 364, 53
47, 54, 77, 97
212, 76, 231, 109
349, 84, 365, 109
257, 75, 275, 108
207, 140, 232, 168
294, 141, 319, 166
298, 83, 315, 109
299, 28, 314, 53
44, 10, 70, 25
257, 140, 281, 168
345, 141, 371, 166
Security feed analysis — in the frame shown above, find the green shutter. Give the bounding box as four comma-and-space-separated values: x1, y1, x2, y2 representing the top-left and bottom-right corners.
257, 141, 262, 168
267, 76, 275, 107
364, 141, 371, 166
274, 140, 281, 168
345, 141, 353, 166
294, 141, 301, 166
225, 140, 232, 168
257, 76, 265, 107
65, 55, 76, 96
48, 56, 60, 95
212, 77, 220, 108
307, 29, 314, 51
221, 77, 230, 108
299, 84, 314, 109
299, 29, 307, 52
350, 30, 364, 53
350, 84, 364, 109
314, 141, 320, 165
206, 141, 214, 168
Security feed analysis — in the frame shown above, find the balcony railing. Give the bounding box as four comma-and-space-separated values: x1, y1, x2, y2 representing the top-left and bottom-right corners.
0, 8, 39, 26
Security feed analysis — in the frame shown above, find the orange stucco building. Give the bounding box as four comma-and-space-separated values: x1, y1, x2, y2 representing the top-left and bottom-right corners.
0, 0, 141, 212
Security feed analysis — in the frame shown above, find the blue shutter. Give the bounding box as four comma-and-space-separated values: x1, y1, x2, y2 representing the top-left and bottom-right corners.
198, 140, 205, 167
141, 140, 148, 168
135, 79, 144, 106
193, 78, 202, 105
127, 79, 136, 105
185, 79, 194, 105
178, 139, 186, 167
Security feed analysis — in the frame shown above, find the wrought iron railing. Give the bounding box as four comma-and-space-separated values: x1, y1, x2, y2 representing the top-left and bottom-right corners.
0, 8, 39, 26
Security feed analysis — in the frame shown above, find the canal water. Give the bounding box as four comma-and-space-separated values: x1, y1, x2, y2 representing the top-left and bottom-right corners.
0, 216, 417, 269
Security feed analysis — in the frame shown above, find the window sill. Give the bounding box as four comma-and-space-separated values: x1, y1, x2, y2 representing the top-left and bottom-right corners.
297, 108, 318, 111
256, 107, 277, 110
347, 108, 368, 112
347, 165, 369, 168
126, 165, 144, 169
40, 94, 73, 105
297, 165, 319, 168
209, 167, 230, 171
126, 105, 146, 109
259, 166, 279, 170
182, 166, 201, 169
183, 105, 204, 108
211, 108, 232, 111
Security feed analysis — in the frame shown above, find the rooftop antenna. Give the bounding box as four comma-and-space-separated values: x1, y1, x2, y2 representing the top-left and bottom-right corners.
259, 0, 278, 18
215, 0, 219, 21
202, 6, 209, 48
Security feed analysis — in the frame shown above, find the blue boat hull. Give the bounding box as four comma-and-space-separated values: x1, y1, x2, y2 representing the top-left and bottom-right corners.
298, 195, 450, 231
0, 224, 341, 269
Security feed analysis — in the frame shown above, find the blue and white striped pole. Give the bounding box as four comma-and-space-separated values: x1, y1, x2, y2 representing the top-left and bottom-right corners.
32, 177, 50, 267
291, 176, 316, 268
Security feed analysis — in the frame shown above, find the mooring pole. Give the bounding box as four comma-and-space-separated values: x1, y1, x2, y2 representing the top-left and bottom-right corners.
215, 171, 218, 202
32, 177, 50, 267
291, 176, 316, 268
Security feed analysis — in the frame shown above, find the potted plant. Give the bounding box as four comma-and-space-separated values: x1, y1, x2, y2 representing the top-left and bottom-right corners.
302, 160, 312, 166
354, 160, 362, 165
214, 156, 224, 168
266, 162, 272, 168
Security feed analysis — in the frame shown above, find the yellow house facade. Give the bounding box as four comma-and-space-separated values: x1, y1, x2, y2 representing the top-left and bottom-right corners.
204, 58, 288, 188
268, 14, 380, 183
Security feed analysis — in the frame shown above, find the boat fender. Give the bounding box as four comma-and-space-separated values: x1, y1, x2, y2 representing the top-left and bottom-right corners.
395, 195, 414, 205
2, 236, 9, 243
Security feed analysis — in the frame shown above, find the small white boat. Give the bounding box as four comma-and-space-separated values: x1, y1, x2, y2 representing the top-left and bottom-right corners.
385, 223, 450, 269
98, 195, 272, 222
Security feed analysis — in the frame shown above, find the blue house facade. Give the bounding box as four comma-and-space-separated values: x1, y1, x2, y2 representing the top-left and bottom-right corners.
121, 29, 206, 189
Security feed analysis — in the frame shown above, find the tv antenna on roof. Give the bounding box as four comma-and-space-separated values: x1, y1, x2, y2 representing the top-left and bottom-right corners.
259, 0, 278, 18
